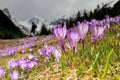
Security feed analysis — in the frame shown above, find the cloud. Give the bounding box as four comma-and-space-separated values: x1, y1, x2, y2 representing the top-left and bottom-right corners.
0, 0, 118, 22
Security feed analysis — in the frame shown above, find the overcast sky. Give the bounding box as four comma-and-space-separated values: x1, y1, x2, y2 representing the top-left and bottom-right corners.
0, 0, 118, 22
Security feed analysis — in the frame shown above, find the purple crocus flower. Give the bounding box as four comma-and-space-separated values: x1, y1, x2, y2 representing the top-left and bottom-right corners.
89, 24, 105, 43
18, 59, 39, 70
104, 15, 110, 29
116, 16, 120, 24
38, 49, 43, 55
8, 60, 19, 69
27, 61, 35, 69
76, 21, 89, 49
42, 45, 52, 62
18, 59, 27, 70
51, 47, 61, 63
66, 28, 80, 55
28, 53, 34, 60
52, 24, 67, 53
33, 59, 40, 66
0, 68, 5, 79
9, 70, 18, 80
43, 45, 52, 57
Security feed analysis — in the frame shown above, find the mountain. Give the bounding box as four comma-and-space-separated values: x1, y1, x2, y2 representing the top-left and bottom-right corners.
2, 8, 31, 35
0, 9, 26, 39
112, 0, 120, 16
17, 16, 53, 35
2, 8, 49, 35
16, 16, 45, 35
1, 8, 53, 37
2, 8, 12, 19
12, 18, 30, 35
11, 14, 50, 35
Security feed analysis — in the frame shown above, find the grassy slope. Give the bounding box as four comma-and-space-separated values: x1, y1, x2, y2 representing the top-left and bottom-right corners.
0, 23, 120, 80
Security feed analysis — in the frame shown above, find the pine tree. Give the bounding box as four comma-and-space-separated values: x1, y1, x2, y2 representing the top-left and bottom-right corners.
76, 11, 81, 22
40, 24, 48, 35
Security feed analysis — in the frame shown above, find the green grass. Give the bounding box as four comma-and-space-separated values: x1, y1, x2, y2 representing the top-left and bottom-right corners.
0, 23, 120, 80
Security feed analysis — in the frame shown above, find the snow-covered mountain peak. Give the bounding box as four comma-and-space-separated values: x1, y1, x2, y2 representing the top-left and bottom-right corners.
2, 8, 12, 19
1, 9, 52, 35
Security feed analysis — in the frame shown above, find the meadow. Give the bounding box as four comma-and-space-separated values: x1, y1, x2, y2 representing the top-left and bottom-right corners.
0, 16, 120, 80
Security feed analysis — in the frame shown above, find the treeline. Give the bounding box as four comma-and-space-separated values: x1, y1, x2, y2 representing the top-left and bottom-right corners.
76, 0, 120, 21
51, 0, 120, 29
35, 0, 120, 35
38, 24, 51, 35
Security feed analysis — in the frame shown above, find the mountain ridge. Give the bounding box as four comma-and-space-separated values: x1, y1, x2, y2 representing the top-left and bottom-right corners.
0, 9, 26, 39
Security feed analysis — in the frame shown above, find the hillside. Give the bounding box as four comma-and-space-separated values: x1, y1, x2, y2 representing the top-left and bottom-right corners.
0, 19, 120, 79
0, 9, 26, 39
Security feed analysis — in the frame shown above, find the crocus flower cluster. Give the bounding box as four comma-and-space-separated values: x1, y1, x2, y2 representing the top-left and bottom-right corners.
52, 18, 109, 54
0, 68, 5, 79
38, 45, 61, 63
0, 35, 52, 57
52, 21, 89, 54
7, 56, 39, 80
110, 15, 120, 25
8, 58, 39, 71
7, 44, 61, 80
89, 20, 105, 43
8, 60, 19, 69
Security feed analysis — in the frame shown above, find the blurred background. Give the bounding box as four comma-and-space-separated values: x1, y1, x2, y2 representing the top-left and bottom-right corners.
0, 0, 119, 39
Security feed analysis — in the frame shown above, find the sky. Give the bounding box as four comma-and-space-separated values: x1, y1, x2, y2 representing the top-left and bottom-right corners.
0, 0, 118, 22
